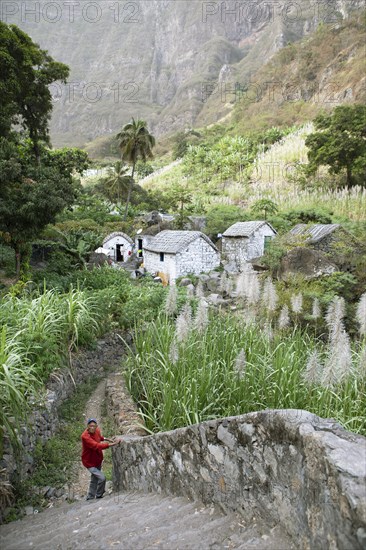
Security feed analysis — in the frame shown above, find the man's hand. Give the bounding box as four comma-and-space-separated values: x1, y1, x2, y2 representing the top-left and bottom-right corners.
109, 438, 122, 447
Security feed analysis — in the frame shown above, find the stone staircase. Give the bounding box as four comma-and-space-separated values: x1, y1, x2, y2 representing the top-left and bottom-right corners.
0, 491, 293, 550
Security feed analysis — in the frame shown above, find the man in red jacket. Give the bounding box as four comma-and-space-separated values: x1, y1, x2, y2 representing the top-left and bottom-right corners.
81, 418, 120, 500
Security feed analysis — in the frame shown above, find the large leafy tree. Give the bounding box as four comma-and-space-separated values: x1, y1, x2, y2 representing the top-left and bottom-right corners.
305, 105, 366, 187
0, 140, 89, 277
0, 23, 89, 278
0, 22, 69, 159
116, 118, 155, 220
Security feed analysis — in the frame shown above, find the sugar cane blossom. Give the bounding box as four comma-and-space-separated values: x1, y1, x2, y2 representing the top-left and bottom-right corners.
290, 293, 303, 314
278, 305, 290, 330
321, 329, 352, 388
234, 348, 246, 379
356, 292, 366, 337
175, 303, 192, 343
262, 277, 278, 312
194, 299, 209, 334
165, 284, 177, 316
311, 297, 321, 319
325, 296, 346, 342
303, 349, 322, 385
169, 338, 179, 365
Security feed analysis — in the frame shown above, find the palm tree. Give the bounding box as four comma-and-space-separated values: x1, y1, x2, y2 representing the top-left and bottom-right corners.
116, 118, 155, 220
103, 161, 131, 204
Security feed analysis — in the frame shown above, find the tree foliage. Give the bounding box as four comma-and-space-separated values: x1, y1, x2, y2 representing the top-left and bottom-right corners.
0, 22, 69, 157
251, 199, 278, 220
97, 161, 131, 204
116, 118, 155, 219
0, 23, 89, 278
164, 183, 193, 229
305, 105, 366, 187
205, 205, 249, 239
0, 140, 85, 276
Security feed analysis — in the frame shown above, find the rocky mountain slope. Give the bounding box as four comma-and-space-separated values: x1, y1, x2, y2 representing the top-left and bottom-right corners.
4, 0, 363, 150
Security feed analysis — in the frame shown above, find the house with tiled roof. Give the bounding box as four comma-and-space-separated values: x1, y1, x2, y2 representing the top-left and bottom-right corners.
283, 223, 359, 274
143, 230, 220, 283
101, 232, 134, 262
289, 224, 348, 251
222, 221, 277, 270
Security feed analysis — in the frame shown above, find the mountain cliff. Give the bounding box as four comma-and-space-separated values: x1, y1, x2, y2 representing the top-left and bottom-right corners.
4, 0, 364, 149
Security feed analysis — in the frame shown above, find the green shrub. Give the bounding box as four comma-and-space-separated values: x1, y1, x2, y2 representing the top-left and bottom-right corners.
284, 207, 333, 224
261, 237, 288, 274
0, 244, 15, 276
68, 266, 131, 291
206, 205, 249, 239
318, 272, 358, 303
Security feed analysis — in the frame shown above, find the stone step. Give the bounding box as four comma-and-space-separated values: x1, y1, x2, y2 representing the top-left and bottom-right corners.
0, 491, 293, 550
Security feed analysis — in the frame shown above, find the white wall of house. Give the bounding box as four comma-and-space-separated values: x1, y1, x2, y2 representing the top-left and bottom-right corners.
144, 237, 220, 282
103, 235, 133, 262
176, 238, 220, 278
222, 225, 276, 268
144, 251, 177, 281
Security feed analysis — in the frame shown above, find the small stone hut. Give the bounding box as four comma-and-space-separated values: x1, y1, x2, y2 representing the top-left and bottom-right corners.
289, 224, 350, 252
102, 232, 134, 262
222, 221, 277, 269
143, 230, 220, 283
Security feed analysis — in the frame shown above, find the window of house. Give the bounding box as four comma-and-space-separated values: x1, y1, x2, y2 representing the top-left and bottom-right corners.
160, 252, 165, 262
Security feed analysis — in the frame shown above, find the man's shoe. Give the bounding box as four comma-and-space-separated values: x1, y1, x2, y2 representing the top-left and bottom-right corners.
96, 495, 104, 499
86, 496, 95, 501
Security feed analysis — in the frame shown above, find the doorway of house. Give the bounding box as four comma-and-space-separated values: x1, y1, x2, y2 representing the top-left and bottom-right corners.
138, 238, 143, 258
116, 244, 124, 262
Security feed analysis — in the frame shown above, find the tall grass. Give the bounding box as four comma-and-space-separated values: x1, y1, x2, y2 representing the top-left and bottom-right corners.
0, 326, 41, 447
125, 312, 366, 435
0, 288, 100, 450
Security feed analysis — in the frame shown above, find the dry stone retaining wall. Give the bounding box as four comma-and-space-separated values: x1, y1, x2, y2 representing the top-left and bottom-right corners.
1, 333, 127, 484
113, 409, 366, 549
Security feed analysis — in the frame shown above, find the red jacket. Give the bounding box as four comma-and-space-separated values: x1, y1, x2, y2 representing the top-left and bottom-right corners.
81, 427, 109, 468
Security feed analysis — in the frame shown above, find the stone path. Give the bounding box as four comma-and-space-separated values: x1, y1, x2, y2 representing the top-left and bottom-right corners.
0, 339, 296, 549
0, 491, 293, 549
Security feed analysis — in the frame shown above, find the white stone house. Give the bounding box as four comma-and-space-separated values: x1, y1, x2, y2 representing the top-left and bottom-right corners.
143, 230, 220, 283
101, 232, 134, 262
222, 221, 277, 269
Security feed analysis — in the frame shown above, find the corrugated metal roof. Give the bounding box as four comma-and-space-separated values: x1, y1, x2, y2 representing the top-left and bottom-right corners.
222, 221, 276, 237
143, 230, 218, 254
289, 224, 340, 243
103, 232, 133, 245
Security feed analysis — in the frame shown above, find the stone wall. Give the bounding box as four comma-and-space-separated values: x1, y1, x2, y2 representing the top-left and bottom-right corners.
177, 239, 220, 279
113, 409, 366, 549
144, 250, 177, 281
222, 226, 276, 269
144, 238, 220, 283
105, 372, 147, 437
1, 332, 127, 484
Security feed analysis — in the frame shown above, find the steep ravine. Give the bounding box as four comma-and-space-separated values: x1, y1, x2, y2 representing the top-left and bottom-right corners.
6, 0, 363, 148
